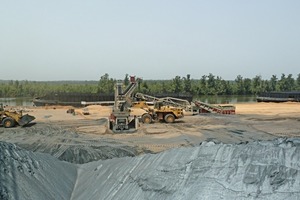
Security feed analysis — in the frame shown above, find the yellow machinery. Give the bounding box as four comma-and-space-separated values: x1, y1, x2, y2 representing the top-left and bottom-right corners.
133, 101, 184, 124
0, 103, 35, 128
108, 77, 184, 132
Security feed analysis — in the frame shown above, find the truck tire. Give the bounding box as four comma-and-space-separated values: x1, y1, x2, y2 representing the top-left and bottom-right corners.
142, 113, 152, 124
164, 114, 175, 123
3, 117, 15, 128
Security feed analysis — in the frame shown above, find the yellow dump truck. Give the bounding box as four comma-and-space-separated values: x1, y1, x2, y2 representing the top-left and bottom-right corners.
134, 101, 184, 124
0, 103, 35, 128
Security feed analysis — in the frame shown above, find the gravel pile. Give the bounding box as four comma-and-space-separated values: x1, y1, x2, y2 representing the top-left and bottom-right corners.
1, 138, 300, 200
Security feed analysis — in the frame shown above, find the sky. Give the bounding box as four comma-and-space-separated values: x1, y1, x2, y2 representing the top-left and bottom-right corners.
0, 0, 300, 81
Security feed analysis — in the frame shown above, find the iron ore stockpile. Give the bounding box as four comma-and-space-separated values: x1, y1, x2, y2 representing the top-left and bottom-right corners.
1, 102, 300, 200
1, 139, 300, 200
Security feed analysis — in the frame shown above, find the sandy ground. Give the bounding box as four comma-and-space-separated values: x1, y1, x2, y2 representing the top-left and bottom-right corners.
1, 102, 299, 163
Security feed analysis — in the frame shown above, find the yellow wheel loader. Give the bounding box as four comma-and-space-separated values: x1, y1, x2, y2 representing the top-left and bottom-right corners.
0, 103, 35, 128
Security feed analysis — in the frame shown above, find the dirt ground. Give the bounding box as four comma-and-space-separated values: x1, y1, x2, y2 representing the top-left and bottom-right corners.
1, 102, 300, 163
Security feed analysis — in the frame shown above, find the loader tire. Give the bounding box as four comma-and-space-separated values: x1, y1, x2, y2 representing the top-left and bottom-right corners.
164, 114, 175, 123
3, 117, 15, 128
142, 113, 152, 124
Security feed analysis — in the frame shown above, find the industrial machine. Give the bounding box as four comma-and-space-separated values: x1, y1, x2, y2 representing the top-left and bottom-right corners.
108, 77, 186, 132
133, 100, 184, 124
193, 101, 236, 114
108, 76, 139, 133
135, 92, 198, 115
0, 103, 35, 128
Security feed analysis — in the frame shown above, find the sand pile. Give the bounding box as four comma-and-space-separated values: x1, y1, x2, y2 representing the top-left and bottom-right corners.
1, 138, 300, 200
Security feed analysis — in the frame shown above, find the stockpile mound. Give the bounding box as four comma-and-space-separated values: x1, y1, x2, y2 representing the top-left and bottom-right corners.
75, 138, 300, 200
1, 139, 300, 200
0, 142, 77, 200
3, 124, 140, 164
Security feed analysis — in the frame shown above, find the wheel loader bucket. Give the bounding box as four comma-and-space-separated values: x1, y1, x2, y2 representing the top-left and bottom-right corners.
18, 114, 35, 126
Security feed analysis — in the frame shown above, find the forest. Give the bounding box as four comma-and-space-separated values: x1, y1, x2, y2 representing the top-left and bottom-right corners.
0, 73, 300, 98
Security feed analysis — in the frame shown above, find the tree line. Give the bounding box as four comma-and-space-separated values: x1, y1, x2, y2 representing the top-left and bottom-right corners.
1, 73, 300, 98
